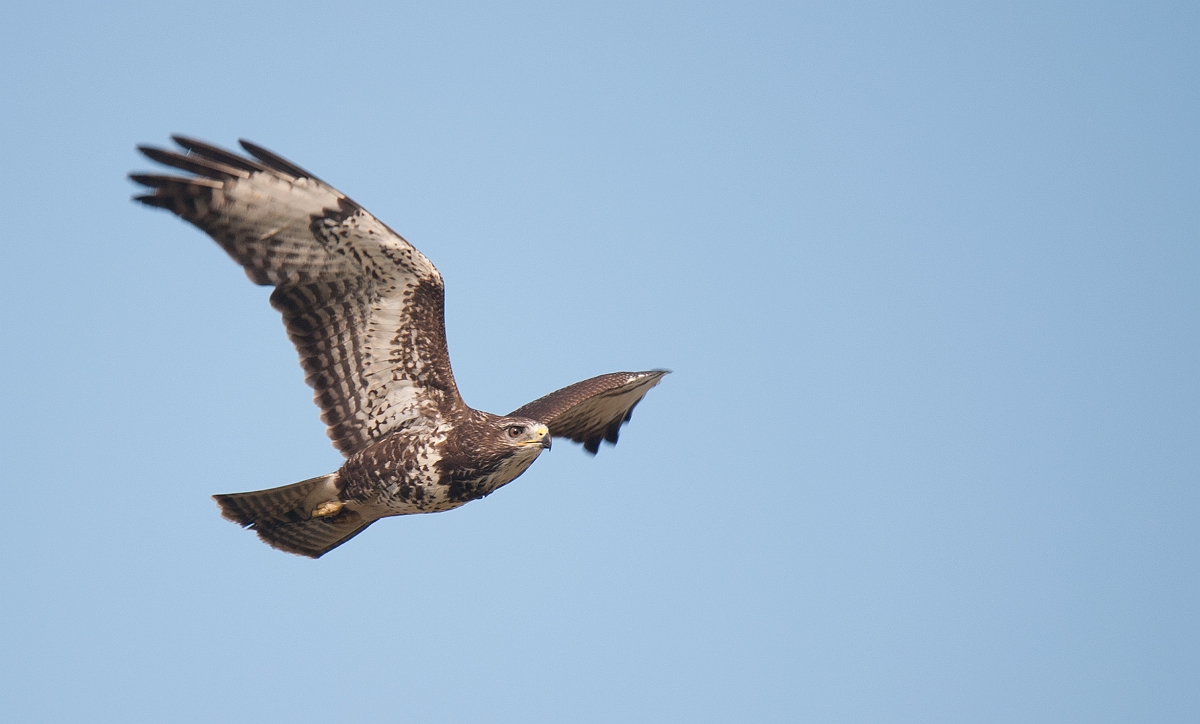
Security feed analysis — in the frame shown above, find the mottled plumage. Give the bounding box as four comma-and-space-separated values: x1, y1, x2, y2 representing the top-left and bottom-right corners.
132, 136, 668, 557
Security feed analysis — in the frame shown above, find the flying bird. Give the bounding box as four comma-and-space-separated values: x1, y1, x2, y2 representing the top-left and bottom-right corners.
131, 136, 668, 558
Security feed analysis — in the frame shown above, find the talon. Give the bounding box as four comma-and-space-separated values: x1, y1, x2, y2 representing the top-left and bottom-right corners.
311, 500, 344, 519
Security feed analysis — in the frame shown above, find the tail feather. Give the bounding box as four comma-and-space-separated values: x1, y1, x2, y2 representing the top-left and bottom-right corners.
251, 515, 374, 558
213, 474, 374, 558
214, 474, 330, 526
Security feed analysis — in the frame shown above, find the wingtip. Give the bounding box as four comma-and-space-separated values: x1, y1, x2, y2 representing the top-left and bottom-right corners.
635, 369, 671, 380
170, 134, 212, 155
238, 138, 315, 180
635, 369, 671, 384
132, 193, 171, 209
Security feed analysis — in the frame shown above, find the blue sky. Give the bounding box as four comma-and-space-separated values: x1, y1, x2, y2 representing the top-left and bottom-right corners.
1, 1, 1196, 721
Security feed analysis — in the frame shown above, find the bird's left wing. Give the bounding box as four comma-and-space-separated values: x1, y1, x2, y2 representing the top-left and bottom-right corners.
509, 370, 669, 454
131, 136, 462, 457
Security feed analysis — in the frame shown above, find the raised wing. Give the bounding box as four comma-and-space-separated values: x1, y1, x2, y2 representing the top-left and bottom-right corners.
131, 136, 461, 456
510, 370, 669, 454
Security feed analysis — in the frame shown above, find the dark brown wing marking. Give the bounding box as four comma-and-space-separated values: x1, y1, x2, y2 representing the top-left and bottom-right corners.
132, 136, 460, 456
510, 370, 669, 454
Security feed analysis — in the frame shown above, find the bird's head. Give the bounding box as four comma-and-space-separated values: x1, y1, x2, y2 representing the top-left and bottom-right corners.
494, 417, 552, 453
438, 412, 553, 496
465, 415, 551, 486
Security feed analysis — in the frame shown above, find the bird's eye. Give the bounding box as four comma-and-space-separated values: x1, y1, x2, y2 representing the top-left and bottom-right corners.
507, 425, 525, 438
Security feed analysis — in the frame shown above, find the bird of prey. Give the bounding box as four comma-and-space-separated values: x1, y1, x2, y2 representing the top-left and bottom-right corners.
130, 136, 668, 558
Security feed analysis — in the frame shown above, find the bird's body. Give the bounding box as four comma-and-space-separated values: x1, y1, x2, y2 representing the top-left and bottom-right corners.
131, 136, 667, 557
337, 408, 542, 516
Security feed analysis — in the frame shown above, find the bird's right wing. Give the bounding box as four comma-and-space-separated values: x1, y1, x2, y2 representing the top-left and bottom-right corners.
509, 370, 669, 454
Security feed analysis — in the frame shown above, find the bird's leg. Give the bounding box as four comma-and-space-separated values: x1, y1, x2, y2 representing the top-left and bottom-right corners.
300, 473, 345, 519
310, 500, 344, 519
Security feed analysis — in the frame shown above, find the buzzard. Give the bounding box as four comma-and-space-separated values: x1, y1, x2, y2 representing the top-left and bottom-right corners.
131, 136, 668, 558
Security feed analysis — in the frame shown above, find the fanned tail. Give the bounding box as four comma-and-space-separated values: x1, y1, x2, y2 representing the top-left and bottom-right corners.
213, 474, 374, 558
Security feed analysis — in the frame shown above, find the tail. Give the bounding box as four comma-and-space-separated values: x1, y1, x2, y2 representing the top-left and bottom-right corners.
213, 473, 374, 558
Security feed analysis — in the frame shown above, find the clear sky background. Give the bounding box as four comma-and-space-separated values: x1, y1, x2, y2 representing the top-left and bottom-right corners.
1, 1, 1196, 722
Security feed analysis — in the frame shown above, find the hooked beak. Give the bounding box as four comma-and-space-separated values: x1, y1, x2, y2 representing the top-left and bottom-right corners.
519, 424, 552, 450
